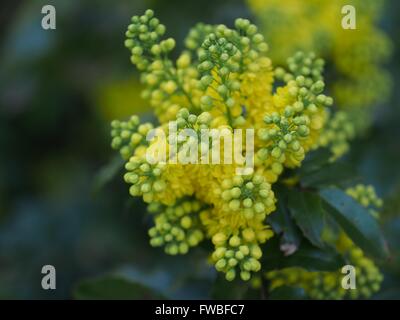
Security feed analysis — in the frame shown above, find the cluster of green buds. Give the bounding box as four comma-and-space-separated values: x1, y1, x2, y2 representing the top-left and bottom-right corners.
266, 267, 304, 289
111, 116, 153, 160
191, 19, 269, 68
212, 230, 264, 281
344, 245, 383, 299
346, 184, 383, 218
174, 108, 212, 130
147, 199, 205, 255
258, 111, 310, 169
266, 267, 345, 299
233, 18, 269, 53
184, 23, 216, 52
338, 185, 383, 298
172, 108, 212, 137
318, 111, 356, 160
198, 33, 241, 113
346, 184, 383, 220
255, 51, 334, 182
220, 174, 275, 220
308, 272, 347, 300
124, 9, 169, 71
275, 51, 333, 112
125, 10, 201, 121
169, 108, 213, 162
124, 156, 167, 203
197, 33, 244, 128
196, 20, 270, 127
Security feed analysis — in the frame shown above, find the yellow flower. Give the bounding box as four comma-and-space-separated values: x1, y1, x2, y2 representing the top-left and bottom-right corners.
115, 10, 335, 281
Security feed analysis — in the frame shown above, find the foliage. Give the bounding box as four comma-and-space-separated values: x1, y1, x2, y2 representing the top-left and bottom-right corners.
73, 275, 166, 299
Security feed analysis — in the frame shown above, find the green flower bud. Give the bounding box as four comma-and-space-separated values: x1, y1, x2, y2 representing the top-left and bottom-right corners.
215, 259, 227, 271
243, 198, 253, 208
240, 271, 251, 281
226, 98, 235, 108
200, 95, 213, 108
271, 147, 282, 159
225, 250, 234, 258
180, 216, 192, 229
228, 258, 238, 267
217, 85, 228, 96
229, 235, 241, 247
230, 187, 241, 198
225, 269, 236, 281
212, 232, 227, 246
188, 114, 197, 124
235, 251, 245, 260
199, 61, 213, 71
200, 75, 213, 87
229, 199, 241, 211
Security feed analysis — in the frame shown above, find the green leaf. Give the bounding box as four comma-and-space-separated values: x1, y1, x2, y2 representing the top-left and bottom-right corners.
288, 191, 325, 248
373, 287, 400, 300
92, 156, 124, 193
300, 148, 332, 174
319, 187, 388, 259
268, 185, 301, 250
268, 286, 307, 300
73, 275, 166, 300
262, 237, 345, 272
300, 162, 359, 188
372, 273, 400, 299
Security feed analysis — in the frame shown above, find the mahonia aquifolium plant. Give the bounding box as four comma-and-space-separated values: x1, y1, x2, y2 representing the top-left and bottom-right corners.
110, 10, 386, 298
247, 0, 392, 159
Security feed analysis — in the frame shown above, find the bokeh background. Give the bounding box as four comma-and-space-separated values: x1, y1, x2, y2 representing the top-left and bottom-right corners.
0, 0, 399, 299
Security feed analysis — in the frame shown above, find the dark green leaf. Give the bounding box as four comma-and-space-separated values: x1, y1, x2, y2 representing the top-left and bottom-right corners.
381, 218, 400, 274
288, 191, 325, 248
268, 185, 301, 250
372, 275, 400, 299
319, 187, 388, 259
372, 287, 400, 300
262, 237, 345, 272
73, 275, 166, 300
300, 162, 359, 188
92, 156, 124, 193
300, 148, 332, 174
268, 286, 307, 300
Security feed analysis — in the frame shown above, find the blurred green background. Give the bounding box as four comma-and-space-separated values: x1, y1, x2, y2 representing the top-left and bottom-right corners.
0, 0, 399, 299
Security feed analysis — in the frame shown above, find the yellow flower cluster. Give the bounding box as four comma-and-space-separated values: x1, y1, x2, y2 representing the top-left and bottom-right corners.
318, 111, 356, 160
147, 200, 205, 255
114, 10, 333, 281
247, 0, 392, 158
